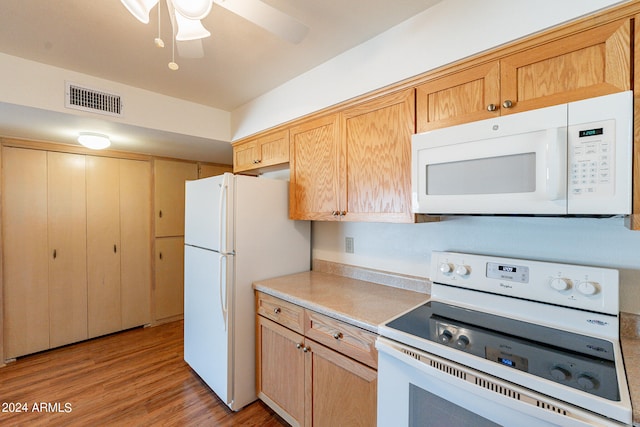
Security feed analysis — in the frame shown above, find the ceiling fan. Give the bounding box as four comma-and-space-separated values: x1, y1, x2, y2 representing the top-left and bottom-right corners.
120, 0, 309, 70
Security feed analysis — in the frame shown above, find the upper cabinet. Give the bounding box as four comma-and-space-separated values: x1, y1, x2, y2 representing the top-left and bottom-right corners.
290, 89, 415, 223
154, 159, 198, 237
233, 129, 290, 174
417, 19, 631, 132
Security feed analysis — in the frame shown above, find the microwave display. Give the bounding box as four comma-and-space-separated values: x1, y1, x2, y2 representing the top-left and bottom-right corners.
579, 128, 603, 138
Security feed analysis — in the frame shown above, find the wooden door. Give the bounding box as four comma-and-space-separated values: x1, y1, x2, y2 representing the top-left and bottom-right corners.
257, 316, 306, 427
86, 156, 122, 338
342, 89, 415, 223
48, 151, 88, 348
198, 163, 232, 178
289, 114, 342, 220
310, 342, 377, 427
258, 129, 290, 168
2, 147, 49, 358
154, 236, 185, 320
500, 19, 631, 114
154, 159, 198, 237
120, 159, 152, 329
233, 140, 260, 173
416, 61, 500, 132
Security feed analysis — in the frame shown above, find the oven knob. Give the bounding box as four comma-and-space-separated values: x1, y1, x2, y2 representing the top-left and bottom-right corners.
577, 281, 599, 296
550, 366, 572, 381
455, 335, 470, 349
438, 330, 453, 344
439, 263, 453, 274
455, 264, 470, 276
577, 374, 598, 390
550, 277, 572, 291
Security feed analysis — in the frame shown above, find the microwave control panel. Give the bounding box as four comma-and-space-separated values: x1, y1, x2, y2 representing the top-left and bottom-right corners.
567, 119, 615, 199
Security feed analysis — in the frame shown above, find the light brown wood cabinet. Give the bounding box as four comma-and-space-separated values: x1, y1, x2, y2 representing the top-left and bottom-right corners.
256, 292, 377, 427
154, 236, 185, 321
154, 159, 198, 237
417, 19, 631, 132
233, 129, 290, 174
290, 89, 414, 223
198, 163, 232, 179
2, 147, 151, 359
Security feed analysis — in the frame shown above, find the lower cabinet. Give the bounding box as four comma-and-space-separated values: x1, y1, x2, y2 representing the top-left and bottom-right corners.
154, 236, 185, 321
256, 292, 377, 427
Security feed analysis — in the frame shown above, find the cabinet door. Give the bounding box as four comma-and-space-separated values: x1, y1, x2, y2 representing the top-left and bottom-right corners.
120, 159, 151, 329
198, 163, 232, 179
310, 342, 377, 427
233, 140, 260, 173
48, 151, 88, 348
2, 147, 49, 358
258, 129, 290, 168
86, 156, 122, 338
154, 159, 198, 237
500, 19, 631, 114
416, 61, 500, 132
154, 236, 185, 320
342, 89, 415, 223
257, 316, 306, 427
289, 114, 342, 220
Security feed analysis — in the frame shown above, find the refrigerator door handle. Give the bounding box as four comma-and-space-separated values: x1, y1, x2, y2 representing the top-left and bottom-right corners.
219, 253, 228, 331
218, 174, 229, 254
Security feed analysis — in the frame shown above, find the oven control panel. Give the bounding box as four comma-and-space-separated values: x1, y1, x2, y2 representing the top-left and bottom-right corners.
431, 251, 619, 315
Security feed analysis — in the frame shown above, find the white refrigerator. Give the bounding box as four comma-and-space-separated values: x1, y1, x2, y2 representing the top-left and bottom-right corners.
183, 173, 310, 411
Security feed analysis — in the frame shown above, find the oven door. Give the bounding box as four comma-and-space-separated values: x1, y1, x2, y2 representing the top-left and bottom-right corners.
376, 338, 624, 427
411, 103, 567, 215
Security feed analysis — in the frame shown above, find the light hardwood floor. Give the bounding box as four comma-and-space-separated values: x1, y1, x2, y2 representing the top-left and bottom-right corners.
0, 320, 288, 426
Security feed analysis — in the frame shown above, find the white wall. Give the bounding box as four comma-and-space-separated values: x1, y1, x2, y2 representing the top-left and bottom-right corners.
231, 0, 627, 139
312, 218, 640, 314
0, 53, 231, 142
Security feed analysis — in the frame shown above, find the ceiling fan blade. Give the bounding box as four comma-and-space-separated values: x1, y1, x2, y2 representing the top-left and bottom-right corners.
177, 40, 205, 58
213, 0, 309, 44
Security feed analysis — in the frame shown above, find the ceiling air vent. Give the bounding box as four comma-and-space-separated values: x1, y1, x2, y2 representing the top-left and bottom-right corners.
65, 82, 123, 117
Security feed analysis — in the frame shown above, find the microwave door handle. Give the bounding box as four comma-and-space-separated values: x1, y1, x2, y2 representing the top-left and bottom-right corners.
545, 127, 567, 201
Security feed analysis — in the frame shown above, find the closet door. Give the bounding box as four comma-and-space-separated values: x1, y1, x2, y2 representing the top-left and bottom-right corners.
120, 159, 151, 329
86, 156, 122, 338
48, 152, 88, 347
2, 147, 49, 358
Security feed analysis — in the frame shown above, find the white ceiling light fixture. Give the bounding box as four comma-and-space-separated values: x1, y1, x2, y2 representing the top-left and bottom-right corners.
78, 132, 111, 150
120, 0, 309, 70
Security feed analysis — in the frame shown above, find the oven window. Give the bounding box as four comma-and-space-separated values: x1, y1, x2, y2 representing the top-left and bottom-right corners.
409, 383, 502, 427
426, 153, 536, 195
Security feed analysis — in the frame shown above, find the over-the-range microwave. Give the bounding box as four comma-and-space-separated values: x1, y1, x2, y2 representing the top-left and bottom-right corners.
411, 90, 633, 216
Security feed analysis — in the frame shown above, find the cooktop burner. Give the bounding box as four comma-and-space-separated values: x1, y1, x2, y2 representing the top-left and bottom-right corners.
385, 300, 619, 401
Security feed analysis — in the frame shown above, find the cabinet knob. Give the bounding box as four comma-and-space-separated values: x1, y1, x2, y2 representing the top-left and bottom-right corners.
114, 244, 117, 253
340, 211, 346, 216
333, 332, 343, 340
502, 99, 513, 108
53, 249, 57, 259
302, 346, 310, 353
331, 211, 339, 216
273, 307, 281, 314
159, 252, 163, 260
487, 103, 497, 112
296, 343, 303, 349
159, 210, 163, 218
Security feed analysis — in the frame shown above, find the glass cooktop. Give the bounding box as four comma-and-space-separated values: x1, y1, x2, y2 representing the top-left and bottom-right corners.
385, 301, 619, 401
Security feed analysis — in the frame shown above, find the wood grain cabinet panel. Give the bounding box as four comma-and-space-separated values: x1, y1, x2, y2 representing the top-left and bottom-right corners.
86, 156, 122, 338
233, 129, 290, 174
48, 151, 88, 348
154, 236, 185, 320
154, 159, 198, 237
500, 18, 631, 114
416, 61, 501, 132
289, 114, 342, 221
2, 147, 50, 358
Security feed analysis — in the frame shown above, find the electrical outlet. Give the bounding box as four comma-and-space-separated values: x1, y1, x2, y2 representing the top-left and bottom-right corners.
345, 237, 354, 254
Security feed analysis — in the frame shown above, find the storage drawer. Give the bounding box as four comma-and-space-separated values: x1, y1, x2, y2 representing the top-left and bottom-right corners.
305, 311, 377, 369
256, 292, 305, 334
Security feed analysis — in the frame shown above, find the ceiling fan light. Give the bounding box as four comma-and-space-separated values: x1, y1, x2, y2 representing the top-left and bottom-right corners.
121, 0, 159, 24
175, 14, 211, 41
78, 132, 111, 150
172, 0, 213, 20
